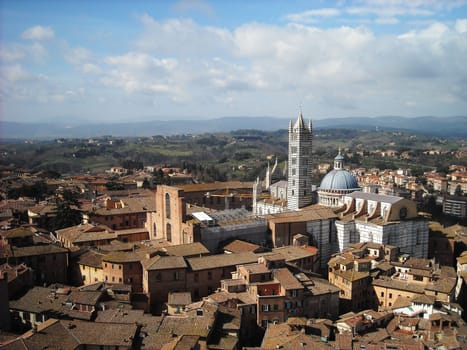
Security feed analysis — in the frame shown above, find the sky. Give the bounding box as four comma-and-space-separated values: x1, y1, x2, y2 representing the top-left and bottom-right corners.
1, 0, 467, 123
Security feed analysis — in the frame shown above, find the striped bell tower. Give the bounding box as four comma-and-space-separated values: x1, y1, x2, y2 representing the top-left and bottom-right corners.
287, 112, 313, 210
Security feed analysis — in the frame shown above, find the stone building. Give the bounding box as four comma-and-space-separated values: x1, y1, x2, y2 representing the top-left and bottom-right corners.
335, 192, 429, 258
267, 205, 338, 270
372, 257, 457, 310
253, 112, 313, 215
328, 242, 399, 313
217, 254, 339, 328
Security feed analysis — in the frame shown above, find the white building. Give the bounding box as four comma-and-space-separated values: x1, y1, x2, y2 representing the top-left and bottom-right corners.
335, 192, 428, 258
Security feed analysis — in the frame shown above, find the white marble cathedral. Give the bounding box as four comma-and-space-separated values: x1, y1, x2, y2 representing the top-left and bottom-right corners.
252, 111, 428, 260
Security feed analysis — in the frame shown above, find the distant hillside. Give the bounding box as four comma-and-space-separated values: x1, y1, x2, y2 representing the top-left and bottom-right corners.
1, 116, 466, 139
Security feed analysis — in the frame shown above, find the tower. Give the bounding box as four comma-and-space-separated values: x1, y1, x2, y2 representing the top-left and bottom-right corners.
287, 113, 313, 210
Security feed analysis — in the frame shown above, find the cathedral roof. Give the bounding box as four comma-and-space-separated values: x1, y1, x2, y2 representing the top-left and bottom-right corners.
320, 148, 359, 191
320, 169, 359, 191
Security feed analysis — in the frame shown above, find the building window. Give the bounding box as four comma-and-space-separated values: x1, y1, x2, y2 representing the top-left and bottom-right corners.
208, 271, 212, 280
381, 292, 384, 297
156, 273, 162, 281
291, 146, 297, 154
273, 304, 278, 311
174, 271, 180, 280
194, 273, 199, 282
166, 223, 172, 242
112, 276, 115, 282
165, 193, 171, 219
389, 293, 392, 299
262, 304, 269, 312
119, 278, 122, 283
119, 265, 122, 270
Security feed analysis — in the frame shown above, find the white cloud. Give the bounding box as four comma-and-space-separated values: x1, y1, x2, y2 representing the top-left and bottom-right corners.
80, 63, 101, 74
285, 8, 341, 23
64, 47, 93, 64
134, 15, 233, 57
0, 42, 48, 62
3, 10, 467, 121
346, 6, 434, 17
21, 25, 55, 41
456, 19, 467, 33
1, 64, 33, 82
0, 45, 26, 61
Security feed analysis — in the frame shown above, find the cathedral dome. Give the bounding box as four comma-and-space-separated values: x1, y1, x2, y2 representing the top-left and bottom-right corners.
320, 169, 359, 190
318, 149, 360, 208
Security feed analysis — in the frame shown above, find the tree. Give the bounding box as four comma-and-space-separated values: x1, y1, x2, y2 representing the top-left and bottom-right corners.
52, 189, 82, 230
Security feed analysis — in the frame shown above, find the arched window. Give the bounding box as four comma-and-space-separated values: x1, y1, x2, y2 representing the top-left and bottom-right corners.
166, 223, 172, 242
165, 193, 171, 219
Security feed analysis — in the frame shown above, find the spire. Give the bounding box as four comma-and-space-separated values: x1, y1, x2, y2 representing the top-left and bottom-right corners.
293, 112, 305, 129
334, 147, 345, 170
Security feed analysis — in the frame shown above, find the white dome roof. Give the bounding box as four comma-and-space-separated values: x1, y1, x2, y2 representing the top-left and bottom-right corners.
320, 169, 359, 191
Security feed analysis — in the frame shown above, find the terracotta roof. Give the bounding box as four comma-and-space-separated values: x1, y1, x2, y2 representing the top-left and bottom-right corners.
143, 255, 187, 271
162, 242, 210, 257
9, 286, 69, 314
391, 296, 413, 309
10, 244, 67, 258
94, 309, 147, 324
273, 268, 303, 290
267, 205, 338, 223
272, 245, 318, 262
22, 319, 79, 350
56, 223, 115, 244
157, 314, 215, 338
62, 319, 138, 346
334, 269, 370, 282
70, 291, 102, 306
223, 239, 262, 254
187, 252, 258, 271
240, 263, 269, 274
3, 228, 34, 239
261, 323, 330, 350
78, 250, 104, 268
103, 251, 142, 263
294, 273, 340, 295
372, 278, 425, 293
28, 204, 56, 215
